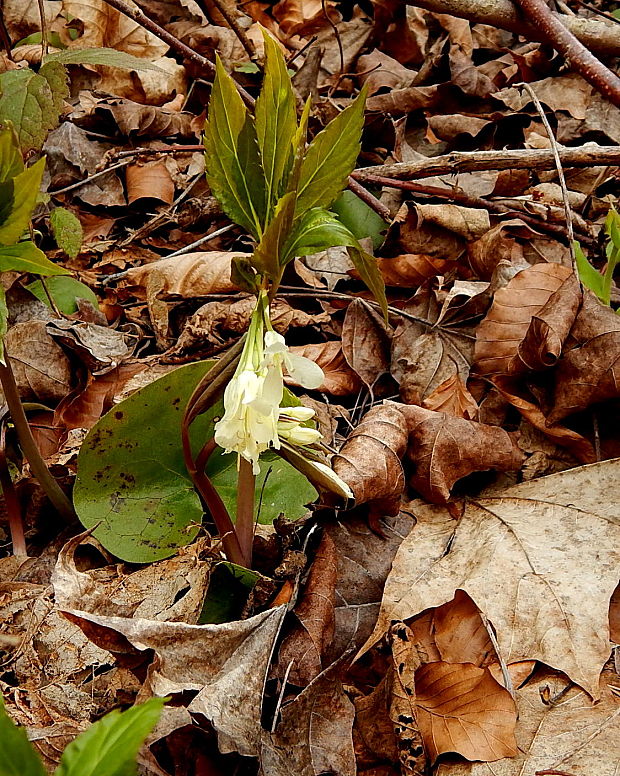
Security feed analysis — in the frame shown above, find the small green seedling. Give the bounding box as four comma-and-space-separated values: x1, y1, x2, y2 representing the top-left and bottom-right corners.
575, 205, 620, 306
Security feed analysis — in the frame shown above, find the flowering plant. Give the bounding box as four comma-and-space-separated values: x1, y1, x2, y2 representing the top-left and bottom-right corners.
186, 32, 385, 566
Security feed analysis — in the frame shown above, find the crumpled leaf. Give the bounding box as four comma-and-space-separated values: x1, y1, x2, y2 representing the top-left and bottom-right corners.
399, 403, 524, 503
342, 299, 391, 389
362, 459, 620, 696
474, 263, 580, 376
62, 605, 286, 758
47, 319, 134, 373
422, 374, 479, 420
259, 659, 356, 776
278, 531, 337, 686
333, 403, 408, 522
549, 291, 620, 423
376, 254, 455, 288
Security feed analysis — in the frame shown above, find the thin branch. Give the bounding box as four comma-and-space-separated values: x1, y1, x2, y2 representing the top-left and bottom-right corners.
0, 7, 13, 60
512, 0, 620, 108
352, 145, 620, 182
347, 177, 392, 221
204, 0, 256, 61
405, 0, 620, 56
0, 357, 76, 524
99, 0, 255, 108
49, 159, 132, 196
36, 0, 48, 58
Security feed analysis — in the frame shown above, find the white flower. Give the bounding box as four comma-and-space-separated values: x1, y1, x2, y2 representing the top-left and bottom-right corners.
263, 331, 324, 389
277, 407, 322, 446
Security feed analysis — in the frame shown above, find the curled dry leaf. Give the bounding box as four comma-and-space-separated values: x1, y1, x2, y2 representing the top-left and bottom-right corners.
422, 374, 479, 420
332, 403, 408, 523
120, 251, 245, 297
549, 291, 620, 423
342, 299, 391, 389
126, 160, 175, 205
277, 531, 337, 686
5, 320, 72, 402
362, 459, 620, 696
47, 319, 134, 372
474, 263, 580, 376
467, 220, 533, 280
376, 254, 455, 288
415, 661, 517, 762
399, 403, 524, 503
286, 341, 362, 396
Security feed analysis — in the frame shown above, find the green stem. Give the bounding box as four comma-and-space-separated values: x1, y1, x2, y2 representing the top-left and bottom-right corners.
0, 356, 76, 524
236, 456, 256, 568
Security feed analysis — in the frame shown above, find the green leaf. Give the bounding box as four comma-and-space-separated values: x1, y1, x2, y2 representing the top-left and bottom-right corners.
0, 694, 47, 776
332, 189, 388, 250
26, 275, 97, 314
74, 361, 316, 563
0, 157, 45, 244
348, 243, 388, 320
574, 241, 606, 303
203, 56, 266, 238
295, 86, 367, 216
0, 241, 67, 276
199, 562, 260, 624
54, 698, 165, 776
283, 207, 358, 262
49, 207, 83, 258
0, 64, 68, 151
44, 48, 165, 72
253, 190, 297, 277
255, 31, 297, 219
0, 123, 24, 182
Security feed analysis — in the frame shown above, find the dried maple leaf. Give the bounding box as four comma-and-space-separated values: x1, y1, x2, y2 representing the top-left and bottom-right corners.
474, 263, 580, 376
399, 404, 524, 503
362, 459, 620, 696
549, 291, 620, 423
332, 403, 408, 525
277, 532, 337, 686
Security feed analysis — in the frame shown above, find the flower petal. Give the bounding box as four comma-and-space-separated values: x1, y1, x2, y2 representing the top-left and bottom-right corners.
284, 353, 324, 390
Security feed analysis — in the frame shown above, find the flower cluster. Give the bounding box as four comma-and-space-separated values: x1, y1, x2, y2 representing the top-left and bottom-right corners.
214, 294, 324, 473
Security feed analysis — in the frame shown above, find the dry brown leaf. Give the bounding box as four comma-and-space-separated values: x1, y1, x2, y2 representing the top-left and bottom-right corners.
357, 49, 415, 94
376, 254, 455, 288
259, 660, 356, 776
353, 678, 400, 772
362, 459, 620, 696
422, 374, 479, 420
277, 532, 337, 686
494, 73, 593, 121
467, 220, 531, 280
2, 0, 62, 41
73, 93, 198, 137
333, 403, 408, 523
5, 321, 72, 403
436, 667, 620, 776
399, 403, 524, 503
120, 251, 244, 298
342, 299, 391, 389
273, 0, 339, 36
415, 661, 517, 762
47, 319, 134, 373
126, 160, 175, 204
474, 263, 579, 376
610, 584, 620, 644
493, 375, 596, 464
549, 291, 620, 423
286, 341, 362, 396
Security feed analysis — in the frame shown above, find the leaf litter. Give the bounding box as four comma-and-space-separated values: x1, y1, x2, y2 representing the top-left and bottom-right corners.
0, 0, 620, 774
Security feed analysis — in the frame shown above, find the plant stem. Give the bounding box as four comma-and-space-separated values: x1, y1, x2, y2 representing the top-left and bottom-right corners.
0, 421, 26, 556
0, 357, 76, 523
236, 456, 256, 568
37, 0, 48, 58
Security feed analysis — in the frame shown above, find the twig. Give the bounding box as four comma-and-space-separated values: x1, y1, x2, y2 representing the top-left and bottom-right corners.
236, 457, 255, 568
572, 0, 620, 27
49, 159, 132, 196
512, 0, 620, 108
322, 0, 344, 94
352, 145, 620, 182
347, 177, 391, 221
0, 357, 76, 524
518, 82, 576, 269
405, 0, 620, 56
205, 0, 256, 61
286, 36, 318, 67
0, 7, 13, 60
99, 0, 255, 108
164, 224, 236, 259
36, 0, 48, 58
112, 145, 205, 160
0, 417, 26, 556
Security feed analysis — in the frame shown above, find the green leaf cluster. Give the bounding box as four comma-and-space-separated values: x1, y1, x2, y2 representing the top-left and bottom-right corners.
203, 32, 387, 316
0, 694, 164, 776
575, 205, 620, 307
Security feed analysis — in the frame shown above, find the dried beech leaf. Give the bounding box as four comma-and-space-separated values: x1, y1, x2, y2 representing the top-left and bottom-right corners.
422, 374, 479, 420
287, 341, 362, 396
278, 532, 337, 686
550, 291, 620, 423
342, 299, 391, 388
399, 404, 524, 503
467, 220, 531, 280
474, 263, 579, 376
363, 459, 620, 696
376, 254, 455, 288
415, 661, 517, 762
333, 403, 408, 521
126, 160, 175, 205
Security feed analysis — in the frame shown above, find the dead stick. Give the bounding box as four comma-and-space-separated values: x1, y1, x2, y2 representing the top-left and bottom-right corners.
512, 0, 620, 108
203, 0, 256, 61
99, 0, 255, 108
352, 146, 620, 182
406, 0, 620, 56
348, 177, 391, 221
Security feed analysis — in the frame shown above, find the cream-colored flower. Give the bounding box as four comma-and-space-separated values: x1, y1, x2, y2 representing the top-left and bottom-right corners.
277, 406, 322, 446
263, 330, 324, 389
